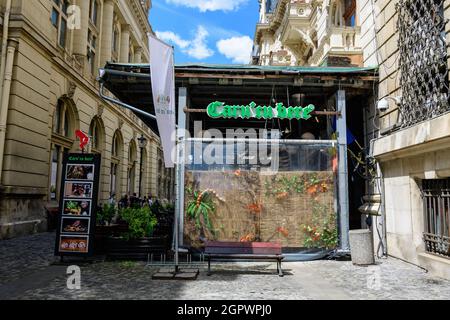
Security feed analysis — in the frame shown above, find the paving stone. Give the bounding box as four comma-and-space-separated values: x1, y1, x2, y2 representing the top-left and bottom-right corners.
1, 232, 450, 300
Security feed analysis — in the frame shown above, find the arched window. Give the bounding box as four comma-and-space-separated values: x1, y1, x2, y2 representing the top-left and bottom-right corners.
127, 141, 137, 194
110, 131, 123, 198
53, 100, 72, 137
89, 117, 104, 153
50, 98, 77, 201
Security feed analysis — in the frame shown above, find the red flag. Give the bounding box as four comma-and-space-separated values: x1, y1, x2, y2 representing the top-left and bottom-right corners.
75, 130, 90, 151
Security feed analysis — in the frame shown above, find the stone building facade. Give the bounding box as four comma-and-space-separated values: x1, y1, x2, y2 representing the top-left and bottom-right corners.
0, 0, 175, 239
370, 0, 450, 279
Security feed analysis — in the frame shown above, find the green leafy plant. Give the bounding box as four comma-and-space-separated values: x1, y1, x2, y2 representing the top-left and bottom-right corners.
186, 190, 216, 236
102, 204, 116, 224
302, 214, 338, 249
119, 206, 158, 240
264, 175, 307, 198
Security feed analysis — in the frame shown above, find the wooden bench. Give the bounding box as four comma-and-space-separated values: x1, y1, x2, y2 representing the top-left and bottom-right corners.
204, 241, 285, 277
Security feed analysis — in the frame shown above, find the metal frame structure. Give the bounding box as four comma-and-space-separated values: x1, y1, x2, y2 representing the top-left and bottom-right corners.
98, 63, 378, 266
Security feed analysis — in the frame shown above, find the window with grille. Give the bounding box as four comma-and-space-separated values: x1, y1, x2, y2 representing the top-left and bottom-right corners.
397, 0, 450, 128
421, 179, 450, 258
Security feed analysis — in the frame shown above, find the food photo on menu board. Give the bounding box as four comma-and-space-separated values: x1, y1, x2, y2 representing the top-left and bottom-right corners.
59, 235, 89, 253
64, 182, 93, 198
61, 217, 90, 234
66, 164, 95, 181
63, 199, 91, 216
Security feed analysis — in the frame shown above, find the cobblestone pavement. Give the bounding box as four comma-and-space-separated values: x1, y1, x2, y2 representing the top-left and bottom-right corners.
0, 232, 57, 285
1, 232, 450, 300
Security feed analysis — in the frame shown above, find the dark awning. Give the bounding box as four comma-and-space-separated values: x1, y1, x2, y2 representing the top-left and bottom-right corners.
98, 62, 378, 134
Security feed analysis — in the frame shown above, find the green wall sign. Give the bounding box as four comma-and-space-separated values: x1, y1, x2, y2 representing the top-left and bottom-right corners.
206, 101, 315, 120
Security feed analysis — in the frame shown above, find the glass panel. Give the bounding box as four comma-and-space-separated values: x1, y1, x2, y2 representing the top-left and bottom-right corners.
92, 0, 98, 25
63, 113, 69, 137
183, 139, 338, 249
51, 9, 59, 27
59, 18, 67, 47
62, 0, 69, 15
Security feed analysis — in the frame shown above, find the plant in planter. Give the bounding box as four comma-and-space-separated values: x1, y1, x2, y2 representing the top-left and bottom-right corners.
101, 204, 117, 226
119, 206, 158, 241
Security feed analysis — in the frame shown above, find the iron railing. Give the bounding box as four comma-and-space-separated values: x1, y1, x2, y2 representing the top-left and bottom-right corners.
422, 179, 450, 258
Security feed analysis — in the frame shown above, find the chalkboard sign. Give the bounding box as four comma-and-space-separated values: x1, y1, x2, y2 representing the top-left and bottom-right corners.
55, 153, 101, 257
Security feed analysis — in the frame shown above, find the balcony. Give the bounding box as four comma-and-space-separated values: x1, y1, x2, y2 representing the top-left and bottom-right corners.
310, 26, 362, 66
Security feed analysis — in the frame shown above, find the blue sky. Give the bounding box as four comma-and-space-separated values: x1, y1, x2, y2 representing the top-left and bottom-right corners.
149, 0, 259, 64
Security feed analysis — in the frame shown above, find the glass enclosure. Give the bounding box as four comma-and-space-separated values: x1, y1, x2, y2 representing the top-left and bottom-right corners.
183, 139, 338, 250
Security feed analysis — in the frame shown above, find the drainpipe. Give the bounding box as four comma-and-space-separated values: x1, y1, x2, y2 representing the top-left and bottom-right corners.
0, 38, 18, 183
0, 0, 12, 101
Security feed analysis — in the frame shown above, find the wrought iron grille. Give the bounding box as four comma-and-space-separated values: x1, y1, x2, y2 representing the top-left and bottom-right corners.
397, 0, 450, 128
421, 179, 450, 258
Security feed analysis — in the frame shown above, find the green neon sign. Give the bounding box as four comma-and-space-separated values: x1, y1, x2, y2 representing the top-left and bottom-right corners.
206, 101, 315, 120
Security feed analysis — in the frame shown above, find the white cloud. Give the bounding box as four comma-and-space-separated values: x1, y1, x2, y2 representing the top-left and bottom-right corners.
165, 0, 248, 12
155, 31, 189, 49
155, 26, 214, 60
216, 36, 253, 64
185, 26, 214, 59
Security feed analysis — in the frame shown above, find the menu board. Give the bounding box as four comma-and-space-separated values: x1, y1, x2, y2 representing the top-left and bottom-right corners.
55, 153, 101, 257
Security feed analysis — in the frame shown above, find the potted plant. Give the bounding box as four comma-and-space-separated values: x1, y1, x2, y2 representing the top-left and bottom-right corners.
105, 206, 164, 260
119, 206, 158, 241
101, 203, 117, 226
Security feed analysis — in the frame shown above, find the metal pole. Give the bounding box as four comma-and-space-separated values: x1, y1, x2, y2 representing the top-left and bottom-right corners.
337, 90, 350, 252
98, 82, 158, 121
174, 87, 187, 273
139, 147, 143, 198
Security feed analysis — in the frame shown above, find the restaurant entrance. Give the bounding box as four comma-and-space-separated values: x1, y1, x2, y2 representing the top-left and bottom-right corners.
99, 63, 378, 260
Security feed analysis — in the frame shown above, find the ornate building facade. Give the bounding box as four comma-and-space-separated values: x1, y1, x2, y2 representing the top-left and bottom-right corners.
0, 0, 175, 239
253, 0, 374, 67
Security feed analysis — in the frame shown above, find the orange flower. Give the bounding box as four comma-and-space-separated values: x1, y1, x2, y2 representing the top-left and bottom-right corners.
276, 192, 289, 199
276, 227, 289, 237
307, 185, 318, 195
240, 234, 254, 242
247, 203, 262, 214
234, 169, 241, 177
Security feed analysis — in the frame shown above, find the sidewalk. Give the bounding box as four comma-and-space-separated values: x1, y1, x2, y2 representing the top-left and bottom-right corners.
0, 232, 449, 300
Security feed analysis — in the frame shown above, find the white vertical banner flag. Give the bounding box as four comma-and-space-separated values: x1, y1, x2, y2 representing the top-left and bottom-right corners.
149, 34, 176, 168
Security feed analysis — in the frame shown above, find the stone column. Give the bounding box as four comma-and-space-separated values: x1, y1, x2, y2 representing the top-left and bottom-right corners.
100, 0, 114, 67
134, 46, 143, 63
72, 0, 89, 62
119, 24, 131, 63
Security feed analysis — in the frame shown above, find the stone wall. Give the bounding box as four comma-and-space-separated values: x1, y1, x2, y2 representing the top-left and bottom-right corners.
371, 0, 450, 279
0, 0, 174, 239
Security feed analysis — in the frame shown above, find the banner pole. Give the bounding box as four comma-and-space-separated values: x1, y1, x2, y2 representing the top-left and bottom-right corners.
172, 46, 179, 273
